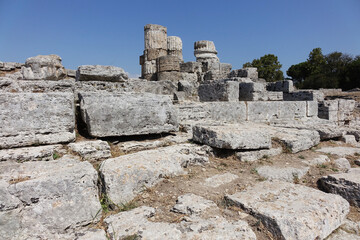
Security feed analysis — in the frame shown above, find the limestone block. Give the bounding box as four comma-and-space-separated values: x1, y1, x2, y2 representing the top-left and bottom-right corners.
341, 134, 358, 145
247, 101, 280, 121
76, 65, 128, 82
68, 140, 111, 161
66, 69, 76, 78
0, 62, 23, 71
242, 91, 283, 101
303, 155, 330, 166
226, 180, 349, 240
306, 100, 318, 117
283, 90, 324, 101
0, 79, 75, 94
256, 166, 309, 182
0, 158, 101, 237
157, 55, 181, 72
334, 158, 351, 170
0, 92, 75, 149
316, 146, 360, 157
203, 172, 239, 188
266, 80, 294, 93
180, 72, 198, 82
144, 24, 167, 50
318, 168, 360, 207
178, 80, 199, 101
171, 194, 217, 216
99, 144, 210, 204
279, 101, 307, 119
105, 206, 256, 240
21, 54, 66, 80
198, 81, 239, 102
79, 92, 178, 137
236, 147, 282, 162
180, 61, 202, 73
0, 145, 63, 162
228, 68, 258, 79
327, 229, 360, 240
192, 124, 271, 150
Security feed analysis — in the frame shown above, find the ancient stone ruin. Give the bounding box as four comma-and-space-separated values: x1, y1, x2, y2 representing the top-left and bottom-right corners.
1, 24, 360, 239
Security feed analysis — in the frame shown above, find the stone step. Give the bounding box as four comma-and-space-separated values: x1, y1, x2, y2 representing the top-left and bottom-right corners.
226, 180, 349, 240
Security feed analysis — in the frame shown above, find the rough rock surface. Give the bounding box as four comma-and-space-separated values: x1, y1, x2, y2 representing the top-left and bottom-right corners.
21, 54, 66, 80
334, 157, 351, 170
203, 172, 239, 188
226, 180, 349, 240
316, 146, 360, 157
0, 145, 63, 162
236, 147, 282, 162
327, 229, 360, 240
192, 124, 271, 150
0, 158, 101, 239
0, 92, 75, 148
303, 155, 330, 166
79, 92, 178, 137
318, 168, 360, 207
76, 65, 128, 82
68, 140, 111, 161
104, 206, 256, 240
99, 144, 210, 204
256, 166, 309, 182
171, 194, 217, 216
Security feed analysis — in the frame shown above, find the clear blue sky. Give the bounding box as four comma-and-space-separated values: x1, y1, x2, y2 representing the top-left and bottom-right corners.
1, 0, 359, 77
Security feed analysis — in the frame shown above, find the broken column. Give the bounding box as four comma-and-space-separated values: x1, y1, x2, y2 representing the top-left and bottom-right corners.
194, 40, 231, 81
140, 24, 168, 81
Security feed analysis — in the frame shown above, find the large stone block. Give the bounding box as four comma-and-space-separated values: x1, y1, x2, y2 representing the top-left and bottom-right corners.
79, 92, 178, 137
283, 90, 324, 101
180, 61, 202, 73
76, 65, 128, 82
318, 168, 360, 207
0, 158, 101, 238
21, 54, 66, 80
198, 81, 239, 102
266, 80, 294, 93
226, 180, 349, 240
99, 144, 210, 204
247, 101, 306, 122
228, 68, 258, 79
0, 92, 75, 148
192, 124, 271, 150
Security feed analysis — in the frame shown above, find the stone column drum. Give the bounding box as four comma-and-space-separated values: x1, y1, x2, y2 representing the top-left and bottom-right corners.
167, 36, 183, 61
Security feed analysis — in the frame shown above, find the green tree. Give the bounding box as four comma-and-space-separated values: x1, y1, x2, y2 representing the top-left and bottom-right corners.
243, 54, 284, 82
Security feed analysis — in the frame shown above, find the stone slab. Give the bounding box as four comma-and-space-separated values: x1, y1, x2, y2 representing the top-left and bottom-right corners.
0, 158, 101, 238
226, 180, 349, 240
236, 147, 282, 162
105, 206, 256, 240
79, 92, 178, 137
0, 92, 75, 148
203, 172, 239, 188
68, 140, 111, 161
192, 124, 271, 150
171, 194, 217, 216
315, 147, 360, 157
318, 168, 360, 207
0, 145, 63, 162
198, 81, 239, 102
76, 65, 128, 82
256, 165, 309, 182
99, 144, 210, 204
